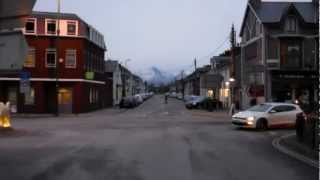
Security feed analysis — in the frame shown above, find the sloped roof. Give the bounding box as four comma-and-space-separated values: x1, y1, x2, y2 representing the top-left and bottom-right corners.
256, 2, 318, 23
240, 1, 318, 36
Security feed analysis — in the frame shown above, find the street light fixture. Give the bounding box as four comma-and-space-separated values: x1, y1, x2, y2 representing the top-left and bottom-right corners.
55, 0, 61, 116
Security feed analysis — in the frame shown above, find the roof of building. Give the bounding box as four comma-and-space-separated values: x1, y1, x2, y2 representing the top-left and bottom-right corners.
105, 60, 119, 73
256, 2, 318, 23
30, 11, 107, 50
240, 1, 318, 36
31, 11, 81, 20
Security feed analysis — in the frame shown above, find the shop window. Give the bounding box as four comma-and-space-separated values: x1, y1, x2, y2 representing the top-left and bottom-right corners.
65, 49, 77, 68
46, 49, 56, 68
24, 88, 35, 105
67, 21, 77, 35
25, 18, 36, 34
46, 19, 57, 35
24, 47, 36, 67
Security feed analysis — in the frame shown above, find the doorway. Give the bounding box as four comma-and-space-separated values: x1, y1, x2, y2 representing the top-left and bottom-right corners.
58, 88, 73, 114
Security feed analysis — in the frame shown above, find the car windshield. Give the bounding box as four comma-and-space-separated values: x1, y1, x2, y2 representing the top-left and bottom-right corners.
247, 104, 272, 112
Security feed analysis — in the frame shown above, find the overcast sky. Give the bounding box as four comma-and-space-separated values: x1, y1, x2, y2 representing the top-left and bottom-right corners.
34, 0, 311, 75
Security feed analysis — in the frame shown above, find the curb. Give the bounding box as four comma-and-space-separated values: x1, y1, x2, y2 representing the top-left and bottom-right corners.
272, 133, 319, 168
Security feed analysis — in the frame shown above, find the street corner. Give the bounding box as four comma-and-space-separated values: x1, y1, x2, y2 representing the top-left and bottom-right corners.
272, 133, 319, 168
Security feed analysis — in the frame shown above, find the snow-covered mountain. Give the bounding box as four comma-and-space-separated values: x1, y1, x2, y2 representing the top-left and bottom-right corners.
136, 66, 174, 86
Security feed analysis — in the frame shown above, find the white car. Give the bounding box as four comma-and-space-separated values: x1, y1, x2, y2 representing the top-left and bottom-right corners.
232, 103, 302, 130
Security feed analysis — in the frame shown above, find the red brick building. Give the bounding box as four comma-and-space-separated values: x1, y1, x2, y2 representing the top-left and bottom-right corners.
0, 11, 110, 114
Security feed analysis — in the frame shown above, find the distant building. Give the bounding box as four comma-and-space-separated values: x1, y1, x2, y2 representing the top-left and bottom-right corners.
105, 60, 123, 106
0, 11, 107, 114
239, 0, 319, 108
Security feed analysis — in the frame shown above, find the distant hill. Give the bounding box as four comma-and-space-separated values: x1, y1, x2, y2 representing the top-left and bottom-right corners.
137, 66, 174, 87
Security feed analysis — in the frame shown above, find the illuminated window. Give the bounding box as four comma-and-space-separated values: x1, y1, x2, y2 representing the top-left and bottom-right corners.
208, 89, 214, 97
24, 47, 36, 67
65, 49, 77, 68
223, 89, 230, 97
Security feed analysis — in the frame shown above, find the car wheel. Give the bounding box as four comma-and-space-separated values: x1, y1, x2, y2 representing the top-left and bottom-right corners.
256, 119, 268, 131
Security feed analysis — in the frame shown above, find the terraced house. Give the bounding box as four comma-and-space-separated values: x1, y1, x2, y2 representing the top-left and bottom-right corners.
0, 11, 107, 114
239, 0, 319, 108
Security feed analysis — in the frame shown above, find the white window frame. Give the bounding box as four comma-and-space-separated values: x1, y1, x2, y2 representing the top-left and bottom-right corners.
25, 18, 37, 34
65, 49, 77, 68
24, 47, 36, 68
67, 20, 77, 36
45, 19, 57, 35
45, 48, 57, 68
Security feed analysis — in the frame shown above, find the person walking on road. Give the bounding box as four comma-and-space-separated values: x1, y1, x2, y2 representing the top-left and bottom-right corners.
165, 94, 168, 104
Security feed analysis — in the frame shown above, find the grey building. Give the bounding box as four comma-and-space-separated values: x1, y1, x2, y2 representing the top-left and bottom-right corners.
239, 0, 319, 108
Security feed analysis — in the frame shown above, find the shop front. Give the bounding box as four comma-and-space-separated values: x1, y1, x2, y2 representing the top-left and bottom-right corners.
271, 71, 318, 105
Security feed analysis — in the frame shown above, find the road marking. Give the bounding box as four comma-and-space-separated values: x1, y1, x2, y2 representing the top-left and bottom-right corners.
272, 133, 319, 169
268, 131, 277, 136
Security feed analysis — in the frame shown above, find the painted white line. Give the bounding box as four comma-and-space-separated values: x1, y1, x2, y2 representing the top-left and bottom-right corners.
272, 133, 319, 168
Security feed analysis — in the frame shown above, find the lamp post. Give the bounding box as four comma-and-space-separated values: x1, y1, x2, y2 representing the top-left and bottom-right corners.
229, 78, 236, 115
55, 0, 61, 116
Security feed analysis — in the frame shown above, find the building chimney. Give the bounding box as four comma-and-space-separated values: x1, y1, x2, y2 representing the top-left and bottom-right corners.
249, 0, 261, 9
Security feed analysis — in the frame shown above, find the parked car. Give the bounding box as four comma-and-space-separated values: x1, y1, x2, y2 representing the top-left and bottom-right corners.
185, 96, 205, 109
177, 93, 183, 100
119, 96, 138, 108
134, 94, 144, 104
232, 103, 302, 130
169, 92, 177, 98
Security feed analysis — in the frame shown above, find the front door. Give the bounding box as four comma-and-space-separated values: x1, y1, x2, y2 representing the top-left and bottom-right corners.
58, 88, 73, 114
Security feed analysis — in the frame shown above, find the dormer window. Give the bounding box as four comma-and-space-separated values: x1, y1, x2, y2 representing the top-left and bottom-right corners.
285, 16, 297, 33
26, 18, 36, 34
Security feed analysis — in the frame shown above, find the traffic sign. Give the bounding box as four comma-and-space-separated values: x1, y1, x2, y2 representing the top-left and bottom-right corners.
20, 71, 31, 94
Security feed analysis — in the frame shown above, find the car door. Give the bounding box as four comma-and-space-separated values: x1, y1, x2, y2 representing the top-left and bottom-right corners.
281, 105, 298, 125
268, 106, 287, 126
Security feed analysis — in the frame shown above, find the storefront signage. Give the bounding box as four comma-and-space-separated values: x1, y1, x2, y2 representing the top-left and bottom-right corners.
85, 72, 95, 80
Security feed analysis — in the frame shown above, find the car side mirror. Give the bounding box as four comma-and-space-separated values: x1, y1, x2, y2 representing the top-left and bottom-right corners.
269, 110, 277, 114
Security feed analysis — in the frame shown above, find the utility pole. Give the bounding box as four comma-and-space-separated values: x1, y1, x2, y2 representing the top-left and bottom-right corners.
181, 70, 185, 99
230, 23, 237, 113
55, 0, 61, 116
194, 58, 197, 71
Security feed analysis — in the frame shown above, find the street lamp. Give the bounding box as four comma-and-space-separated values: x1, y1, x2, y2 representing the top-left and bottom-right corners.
55, 0, 61, 116
229, 78, 236, 115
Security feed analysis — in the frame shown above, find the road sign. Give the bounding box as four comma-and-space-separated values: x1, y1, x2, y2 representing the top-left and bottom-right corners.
19, 71, 31, 94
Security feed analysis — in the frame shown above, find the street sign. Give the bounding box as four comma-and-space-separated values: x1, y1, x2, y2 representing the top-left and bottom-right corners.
19, 71, 31, 94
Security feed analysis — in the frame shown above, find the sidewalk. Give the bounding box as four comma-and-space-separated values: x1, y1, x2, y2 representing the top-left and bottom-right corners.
272, 133, 319, 168
11, 107, 125, 120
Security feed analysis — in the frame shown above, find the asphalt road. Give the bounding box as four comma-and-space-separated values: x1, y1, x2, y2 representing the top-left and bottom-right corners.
0, 95, 317, 180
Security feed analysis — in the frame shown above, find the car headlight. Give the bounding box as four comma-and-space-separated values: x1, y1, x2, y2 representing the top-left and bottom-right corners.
246, 117, 255, 121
